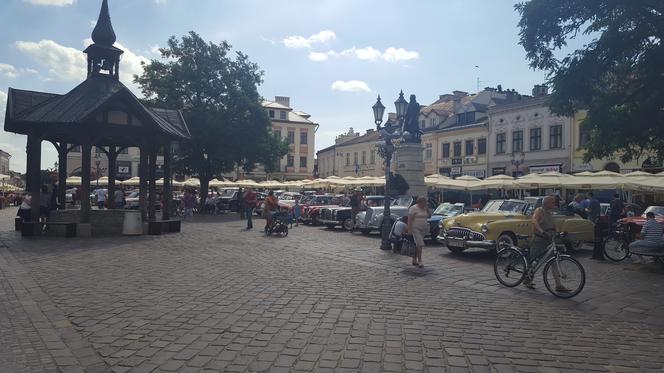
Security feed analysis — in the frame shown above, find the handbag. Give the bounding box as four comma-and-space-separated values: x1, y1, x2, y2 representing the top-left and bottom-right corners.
400, 235, 416, 257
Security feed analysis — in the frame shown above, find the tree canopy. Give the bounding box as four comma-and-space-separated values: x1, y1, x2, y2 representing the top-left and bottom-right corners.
516, 0, 664, 164
135, 31, 288, 199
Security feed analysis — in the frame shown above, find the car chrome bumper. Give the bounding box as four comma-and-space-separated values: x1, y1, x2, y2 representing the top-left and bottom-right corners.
438, 233, 497, 250
319, 219, 339, 225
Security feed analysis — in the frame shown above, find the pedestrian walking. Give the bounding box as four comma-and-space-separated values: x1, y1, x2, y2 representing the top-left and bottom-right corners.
349, 189, 363, 232
407, 196, 430, 268
181, 189, 195, 219
293, 197, 301, 227
94, 188, 107, 210
114, 187, 125, 209
243, 188, 257, 230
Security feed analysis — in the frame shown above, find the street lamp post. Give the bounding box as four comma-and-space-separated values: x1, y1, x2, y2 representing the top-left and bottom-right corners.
511, 152, 525, 177
373, 91, 408, 250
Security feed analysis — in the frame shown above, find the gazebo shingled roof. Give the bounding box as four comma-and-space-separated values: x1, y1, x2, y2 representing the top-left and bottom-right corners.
3, 0, 190, 232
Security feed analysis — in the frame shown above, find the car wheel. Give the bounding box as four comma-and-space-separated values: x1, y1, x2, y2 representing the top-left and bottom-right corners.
312, 215, 320, 226
496, 233, 516, 250
430, 226, 440, 240
360, 229, 371, 235
342, 218, 354, 231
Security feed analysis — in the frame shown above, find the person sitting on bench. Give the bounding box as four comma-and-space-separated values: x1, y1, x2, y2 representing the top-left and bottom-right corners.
390, 216, 408, 251
629, 212, 663, 263
17, 192, 32, 222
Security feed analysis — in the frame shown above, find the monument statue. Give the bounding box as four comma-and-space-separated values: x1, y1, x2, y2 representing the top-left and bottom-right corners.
387, 172, 410, 197
402, 94, 422, 143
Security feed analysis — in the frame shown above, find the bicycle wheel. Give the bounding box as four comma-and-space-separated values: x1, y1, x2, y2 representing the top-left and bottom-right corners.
543, 255, 585, 298
603, 237, 628, 262
494, 247, 528, 287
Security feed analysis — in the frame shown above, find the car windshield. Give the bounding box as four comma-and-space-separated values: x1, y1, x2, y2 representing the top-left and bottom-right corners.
434, 203, 462, 215
482, 200, 527, 213
219, 189, 236, 197
643, 206, 664, 217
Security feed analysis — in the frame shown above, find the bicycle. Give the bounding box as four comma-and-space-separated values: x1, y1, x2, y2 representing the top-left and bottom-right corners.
603, 223, 634, 261
494, 232, 586, 298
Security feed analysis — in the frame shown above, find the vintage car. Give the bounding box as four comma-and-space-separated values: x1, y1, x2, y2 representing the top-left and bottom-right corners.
439, 198, 595, 254
617, 206, 664, 239
354, 196, 413, 234
300, 194, 343, 225
319, 195, 383, 231
215, 188, 240, 212
428, 202, 465, 240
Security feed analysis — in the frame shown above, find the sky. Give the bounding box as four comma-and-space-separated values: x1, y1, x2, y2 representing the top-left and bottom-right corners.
0, 0, 560, 173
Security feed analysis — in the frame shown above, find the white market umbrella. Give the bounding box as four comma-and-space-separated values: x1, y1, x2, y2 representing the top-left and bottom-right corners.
476, 174, 518, 190
516, 171, 575, 189
183, 178, 201, 188
66, 176, 82, 186
122, 176, 141, 186
564, 170, 625, 190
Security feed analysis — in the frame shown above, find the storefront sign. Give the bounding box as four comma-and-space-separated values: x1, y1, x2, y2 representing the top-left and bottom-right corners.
451, 167, 462, 175
529, 164, 561, 174
492, 167, 506, 176
451, 158, 462, 165
463, 170, 485, 178
117, 161, 132, 177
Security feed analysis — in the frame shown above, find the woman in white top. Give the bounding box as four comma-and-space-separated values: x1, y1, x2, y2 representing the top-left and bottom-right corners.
407, 196, 430, 268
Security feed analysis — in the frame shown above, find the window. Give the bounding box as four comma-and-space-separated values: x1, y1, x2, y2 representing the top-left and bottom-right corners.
429, 118, 435, 127
550, 125, 563, 148
287, 155, 294, 167
353, 152, 358, 165
279, 111, 287, 120
512, 130, 523, 153
477, 138, 486, 155
362, 151, 366, 164
346, 153, 350, 166
458, 112, 475, 125
425, 143, 432, 160
70, 146, 81, 153
119, 147, 129, 154
465, 140, 474, 156
269, 110, 275, 118
442, 143, 450, 158
420, 120, 425, 129
300, 131, 308, 145
370, 150, 376, 164
453, 142, 462, 157
496, 133, 506, 154
579, 126, 590, 147
530, 128, 541, 151
299, 156, 307, 168
287, 131, 295, 144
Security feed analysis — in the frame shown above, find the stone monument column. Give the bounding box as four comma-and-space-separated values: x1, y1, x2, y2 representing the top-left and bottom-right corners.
394, 143, 427, 198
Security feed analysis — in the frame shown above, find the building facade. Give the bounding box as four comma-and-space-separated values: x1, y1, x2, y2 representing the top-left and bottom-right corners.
316, 128, 382, 178
0, 149, 10, 175
487, 90, 573, 177
67, 146, 164, 180
259, 96, 318, 180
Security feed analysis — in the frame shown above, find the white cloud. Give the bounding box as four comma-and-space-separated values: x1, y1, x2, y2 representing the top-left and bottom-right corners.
23, 0, 74, 6
283, 30, 336, 49
308, 51, 337, 61
382, 47, 419, 62
331, 80, 370, 93
14, 39, 149, 93
0, 63, 18, 78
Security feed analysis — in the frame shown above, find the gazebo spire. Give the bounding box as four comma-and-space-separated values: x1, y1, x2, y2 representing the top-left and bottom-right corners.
91, 0, 116, 46
84, 0, 123, 79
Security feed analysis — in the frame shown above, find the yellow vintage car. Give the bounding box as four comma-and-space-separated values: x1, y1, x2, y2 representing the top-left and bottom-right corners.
438, 198, 595, 254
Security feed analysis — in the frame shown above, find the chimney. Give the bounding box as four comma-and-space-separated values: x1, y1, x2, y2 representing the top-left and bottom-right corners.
531, 85, 548, 97
452, 90, 468, 98
275, 96, 290, 108
497, 84, 503, 92
366, 129, 374, 134
453, 97, 463, 113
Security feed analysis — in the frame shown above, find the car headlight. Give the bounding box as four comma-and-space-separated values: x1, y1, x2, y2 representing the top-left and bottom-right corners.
480, 224, 489, 233
370, 214, 382, 224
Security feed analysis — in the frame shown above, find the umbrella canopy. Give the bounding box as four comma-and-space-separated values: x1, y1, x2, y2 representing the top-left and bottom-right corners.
0, 174, 10, 181
209, 178, 237, 188
425, 174, 452, 187
66, 176, 82, 185
564, 170, 625, 189
516, 171, 574, 188
258, 180, 285, 189
476, 174, 518, 190
121, 176, 141, 186
233, 179, 260, 188
183, 178, 201, 187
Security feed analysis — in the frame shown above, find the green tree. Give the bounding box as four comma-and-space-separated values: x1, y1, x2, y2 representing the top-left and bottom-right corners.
516, 0, 664, 164
135, 31, 288, 203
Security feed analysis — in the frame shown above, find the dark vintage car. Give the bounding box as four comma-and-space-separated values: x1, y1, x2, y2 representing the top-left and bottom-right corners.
300, 194, 343, 225
215, 188, 240, 212
427, 202, 465, 240
319, 195, 383, 231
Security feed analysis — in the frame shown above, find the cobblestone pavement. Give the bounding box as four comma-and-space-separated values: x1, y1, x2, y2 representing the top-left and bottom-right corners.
1, 209, 663, 373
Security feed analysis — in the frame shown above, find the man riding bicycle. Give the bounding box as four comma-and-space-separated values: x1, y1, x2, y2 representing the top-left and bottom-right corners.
525, 195, 570, 292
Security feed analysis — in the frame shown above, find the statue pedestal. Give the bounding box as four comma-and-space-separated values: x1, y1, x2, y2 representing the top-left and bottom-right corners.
394, 143, 427, 198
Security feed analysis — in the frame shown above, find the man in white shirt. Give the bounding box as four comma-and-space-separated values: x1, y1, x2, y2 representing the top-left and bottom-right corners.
95, 189, 107, 210
390, 216, 409, 250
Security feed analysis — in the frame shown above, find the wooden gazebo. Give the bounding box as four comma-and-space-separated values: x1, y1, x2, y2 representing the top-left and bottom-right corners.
3, 0, 190, 235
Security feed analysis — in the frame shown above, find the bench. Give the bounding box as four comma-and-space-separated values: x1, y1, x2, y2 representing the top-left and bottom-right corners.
21, 221, 77, 237
148, 219, 181, 235
632, 251, 664, 268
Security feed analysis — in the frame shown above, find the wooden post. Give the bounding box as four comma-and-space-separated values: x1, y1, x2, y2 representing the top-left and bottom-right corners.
162, 142, 172, 220
57, 143, 68, 209
139, 145, 148, 221
107, 146, 118, 209
148, 146, 157, 221
80, 143, 92, 223
27, 134, 42, 225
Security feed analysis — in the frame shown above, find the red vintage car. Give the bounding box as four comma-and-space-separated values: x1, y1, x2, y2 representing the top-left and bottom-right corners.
617, 206, 664, 236
300, 194, 343, 226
